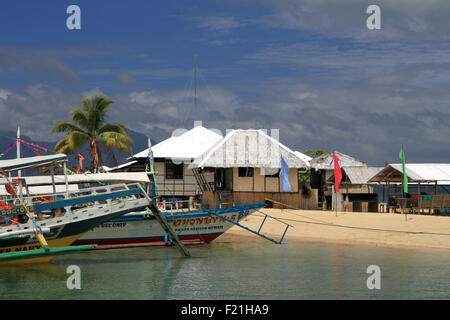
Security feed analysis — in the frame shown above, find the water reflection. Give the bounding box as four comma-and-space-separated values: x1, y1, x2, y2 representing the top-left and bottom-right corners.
0, 241, 449, 299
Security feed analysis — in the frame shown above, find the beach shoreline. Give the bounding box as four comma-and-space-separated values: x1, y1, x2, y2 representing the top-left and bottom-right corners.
217, 208, 450, 252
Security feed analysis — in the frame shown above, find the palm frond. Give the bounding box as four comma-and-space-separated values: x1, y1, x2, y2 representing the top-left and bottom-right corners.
54, 137, 71, 154
98, 131, 133, 145
98, 131, 133, 156
70, 108, 89, 129
98, 123, 128, 135
50, 120, 86, 134
86, 95, 113, 131
67, 131, 91, 152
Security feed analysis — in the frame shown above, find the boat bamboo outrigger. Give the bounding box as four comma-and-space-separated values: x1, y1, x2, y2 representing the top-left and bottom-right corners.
0, 153, 155, 263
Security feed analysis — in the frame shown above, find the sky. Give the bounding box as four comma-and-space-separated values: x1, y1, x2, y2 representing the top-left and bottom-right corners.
0, 0, 450, 166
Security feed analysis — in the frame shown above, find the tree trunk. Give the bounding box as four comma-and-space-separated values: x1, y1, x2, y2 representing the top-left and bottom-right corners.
90, 140, 103, 173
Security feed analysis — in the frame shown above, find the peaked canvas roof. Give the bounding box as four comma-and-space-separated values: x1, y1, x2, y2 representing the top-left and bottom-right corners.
191, 129, 309, 169
132, 126, 223, 160
369, 163, 450, 183
309, 151, 367, 170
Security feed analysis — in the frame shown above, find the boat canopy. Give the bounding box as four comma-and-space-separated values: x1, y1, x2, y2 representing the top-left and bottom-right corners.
0, 154, 67, 172
23, 172, 151, 185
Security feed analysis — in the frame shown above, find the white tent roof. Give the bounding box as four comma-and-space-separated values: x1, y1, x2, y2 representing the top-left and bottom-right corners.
191, 129, 309, 169
369, 163, 450, 183
0, 154, 67, 172
132, 126, 223, 160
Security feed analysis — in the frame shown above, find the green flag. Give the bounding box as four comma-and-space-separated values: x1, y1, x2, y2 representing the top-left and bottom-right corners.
399, 148, 408, 193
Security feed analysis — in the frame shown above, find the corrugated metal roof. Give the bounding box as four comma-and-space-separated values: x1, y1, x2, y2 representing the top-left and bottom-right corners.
132, 126, 223, 160
191, 129, 309, 169
294, 151, 312, 167
368, 163, 450, 183
343, 166, 384, 184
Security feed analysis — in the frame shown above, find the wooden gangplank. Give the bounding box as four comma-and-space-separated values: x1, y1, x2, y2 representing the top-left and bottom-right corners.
143, 195, 190, 257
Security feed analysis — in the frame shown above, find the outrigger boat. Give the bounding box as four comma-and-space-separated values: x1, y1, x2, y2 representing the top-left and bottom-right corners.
21, 172, 269, 247
0, 154, 151, 263
74, 202, 266, 246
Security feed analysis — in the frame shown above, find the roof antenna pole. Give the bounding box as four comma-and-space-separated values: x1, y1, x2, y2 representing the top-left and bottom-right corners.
194, 54, 197, 120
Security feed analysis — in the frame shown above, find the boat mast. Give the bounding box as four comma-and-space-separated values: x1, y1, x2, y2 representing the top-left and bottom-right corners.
16, 126, 21, 178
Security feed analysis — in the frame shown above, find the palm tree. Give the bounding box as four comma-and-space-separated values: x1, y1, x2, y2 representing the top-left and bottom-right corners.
51, 95, 133, 172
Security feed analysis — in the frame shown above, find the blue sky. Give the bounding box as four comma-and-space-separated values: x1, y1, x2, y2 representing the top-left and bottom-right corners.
1, 1, 450, 165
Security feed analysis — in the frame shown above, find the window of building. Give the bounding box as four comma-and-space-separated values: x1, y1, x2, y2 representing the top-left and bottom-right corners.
238, 167, 254, 177
165, 161, 183, 179
262, 168, 280, 177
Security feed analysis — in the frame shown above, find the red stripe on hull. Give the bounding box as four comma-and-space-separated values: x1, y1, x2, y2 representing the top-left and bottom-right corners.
73, 232, 223, 246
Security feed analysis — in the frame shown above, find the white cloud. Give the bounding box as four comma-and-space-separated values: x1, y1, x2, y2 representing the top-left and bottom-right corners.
198, 16, 243, 34
0, 88, 11, 100
257, 0, 450, 40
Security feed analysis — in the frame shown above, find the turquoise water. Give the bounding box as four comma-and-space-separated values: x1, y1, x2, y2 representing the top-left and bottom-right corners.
0, 238, 449, 300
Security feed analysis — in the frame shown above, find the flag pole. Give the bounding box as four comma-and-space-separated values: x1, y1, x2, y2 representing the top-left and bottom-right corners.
403, 145, 407, 222
335, 185, 338, 217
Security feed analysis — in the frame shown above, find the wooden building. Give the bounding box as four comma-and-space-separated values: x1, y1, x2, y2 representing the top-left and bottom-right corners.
326, 166, 383, 212
368, 163, 450, 214
308, 151, 380, 211
190, 129, 316, 209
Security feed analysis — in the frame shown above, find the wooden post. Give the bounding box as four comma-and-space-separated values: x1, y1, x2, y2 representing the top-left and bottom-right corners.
51, 165, 56, 198
63, 162, 69, 196
387, 182, 390, 213
418, 182, 421, 214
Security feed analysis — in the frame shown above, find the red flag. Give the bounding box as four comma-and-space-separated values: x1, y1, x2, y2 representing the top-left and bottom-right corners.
385, 161, 389, 167
334, 152, 342, 193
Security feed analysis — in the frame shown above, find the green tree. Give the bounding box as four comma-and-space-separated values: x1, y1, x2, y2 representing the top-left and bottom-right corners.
299, 149, 328, 183
51, 95, 133, 172
305, 149, 328, 158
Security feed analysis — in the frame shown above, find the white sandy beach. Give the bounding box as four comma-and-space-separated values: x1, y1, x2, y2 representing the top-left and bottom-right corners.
219, 208, 450, 251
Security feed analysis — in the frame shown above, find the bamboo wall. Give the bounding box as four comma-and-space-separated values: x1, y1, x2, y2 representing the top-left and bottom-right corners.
201, 188, 318, 210
232, 167, 299, 193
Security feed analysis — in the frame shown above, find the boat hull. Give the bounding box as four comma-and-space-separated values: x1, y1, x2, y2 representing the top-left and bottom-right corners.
0, 202, 149, 263
75, 207, 256, 246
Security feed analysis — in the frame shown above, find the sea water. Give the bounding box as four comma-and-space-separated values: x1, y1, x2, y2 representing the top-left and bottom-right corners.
0, 239, 448, 300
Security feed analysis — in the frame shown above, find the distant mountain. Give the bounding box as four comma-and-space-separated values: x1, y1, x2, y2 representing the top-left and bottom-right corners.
0, 129, 157, 170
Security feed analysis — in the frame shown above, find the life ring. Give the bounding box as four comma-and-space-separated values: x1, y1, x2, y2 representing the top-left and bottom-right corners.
5, 179, 19, 196
0, 215, 19, 227
32, 196, 52, 203
33, 197, 61, 221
